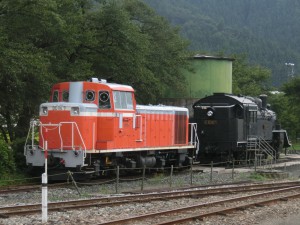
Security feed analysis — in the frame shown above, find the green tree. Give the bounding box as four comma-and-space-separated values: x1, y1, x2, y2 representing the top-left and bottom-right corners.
232, 54, 271, 96
122, 0, 190, 102
84, 0, 190, 102
269, 93, 298, 139
0, 31, 52, 142
0, 0, 93, 141
83, 1, 154, 100
279, 77, 300, 138
0, 0, 190, 146
0, 140, 16, 177
282, 77, 300, 103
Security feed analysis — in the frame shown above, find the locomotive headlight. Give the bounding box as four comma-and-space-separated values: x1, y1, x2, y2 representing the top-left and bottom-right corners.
41, 106, 48, 115
207, 110, 214, 117
71, 106, 80, 115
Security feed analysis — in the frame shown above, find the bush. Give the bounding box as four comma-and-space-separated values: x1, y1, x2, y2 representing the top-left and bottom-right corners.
11, 137, 27, 171
0, 140, 16, 177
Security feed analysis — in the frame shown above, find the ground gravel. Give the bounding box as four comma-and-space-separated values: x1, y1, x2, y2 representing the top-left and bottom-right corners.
0, 165, 300, 225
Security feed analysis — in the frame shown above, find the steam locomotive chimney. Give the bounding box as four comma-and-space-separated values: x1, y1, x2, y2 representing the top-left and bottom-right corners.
259, 94, 267, 109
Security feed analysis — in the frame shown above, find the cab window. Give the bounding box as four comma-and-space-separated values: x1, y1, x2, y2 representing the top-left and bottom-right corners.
52, 90, 59, 102
99, 91, 111, 109
248, 111, 257, 123
85, 90, 95, 102
62, 91, 69, 102
113, 91, 133, 110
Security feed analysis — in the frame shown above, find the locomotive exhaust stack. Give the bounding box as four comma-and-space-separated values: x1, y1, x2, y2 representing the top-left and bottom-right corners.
259, 94, 268, 109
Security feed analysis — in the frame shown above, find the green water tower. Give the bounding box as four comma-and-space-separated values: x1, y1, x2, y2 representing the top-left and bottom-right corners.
161, 55, 234, 116
184, 55, 233, 98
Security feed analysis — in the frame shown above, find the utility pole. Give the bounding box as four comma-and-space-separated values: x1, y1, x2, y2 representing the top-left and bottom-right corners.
285, 62, 295, 80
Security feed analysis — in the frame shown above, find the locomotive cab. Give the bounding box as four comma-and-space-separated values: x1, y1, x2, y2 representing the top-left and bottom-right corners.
25, 78, 137, 171
193, 93, 255, 160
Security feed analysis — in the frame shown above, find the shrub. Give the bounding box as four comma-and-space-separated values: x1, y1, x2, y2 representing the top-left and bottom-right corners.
0, 139, 16, 177
11, 137, 27, 170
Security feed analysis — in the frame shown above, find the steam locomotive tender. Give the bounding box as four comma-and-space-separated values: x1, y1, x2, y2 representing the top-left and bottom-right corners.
24, 78, 196, 177
193, 93, 290, 162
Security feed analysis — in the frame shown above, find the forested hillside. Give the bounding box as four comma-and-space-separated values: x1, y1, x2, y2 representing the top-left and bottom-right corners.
144, 0, 300, 87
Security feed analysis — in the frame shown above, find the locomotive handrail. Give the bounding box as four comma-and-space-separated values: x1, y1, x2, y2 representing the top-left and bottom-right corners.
189, 123, 199, 153
24, 120, 87, 160
58, 122, 87, 158
257, 136, 276, 162
246, 135, 275, 165
24, 119, 41, 156
24, 120, 34, 156
135, 115, 143, 142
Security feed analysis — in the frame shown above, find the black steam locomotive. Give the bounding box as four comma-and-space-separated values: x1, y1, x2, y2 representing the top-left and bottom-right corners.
193, 93, 291, 162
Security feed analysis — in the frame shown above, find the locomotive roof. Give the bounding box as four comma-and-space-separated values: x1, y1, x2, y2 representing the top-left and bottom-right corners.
136, 104, 188, 112
87, 78, 134, 91
104, 83, 134, 91
53, 80, 134, 92
194, 93, 255, 106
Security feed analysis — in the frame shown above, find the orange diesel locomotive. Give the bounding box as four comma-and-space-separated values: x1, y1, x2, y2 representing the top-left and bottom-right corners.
25, 78, 197, 176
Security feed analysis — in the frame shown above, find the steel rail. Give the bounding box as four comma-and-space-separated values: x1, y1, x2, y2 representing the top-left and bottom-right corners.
157, 192, 300, 225
1, 181, 300, 218
0, 180, 244, 195
0, 183, 69, 194
96, 185, 300, 225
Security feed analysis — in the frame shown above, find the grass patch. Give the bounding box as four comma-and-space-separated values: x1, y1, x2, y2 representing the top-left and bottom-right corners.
0, 173, 37, 186
281, 141, 300, 155
97, 185, 115, 194
248, 172, 268, 181
148, 173, 166, 184
288, 142, 300, 151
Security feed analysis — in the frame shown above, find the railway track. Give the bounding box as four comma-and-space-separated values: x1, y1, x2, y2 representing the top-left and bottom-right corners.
97, 185, 300, 225
0, 177, 252, 195
0, 155, 297, 195
0, 181, 300, 219
0, 182, 70, 195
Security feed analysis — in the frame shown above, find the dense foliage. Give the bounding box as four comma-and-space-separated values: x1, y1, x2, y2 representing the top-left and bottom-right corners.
0, 0, 189, 141
0, 0, 190, 174
144, 0, 300, 87
279, 78, 300, 138
0, 140, 16, 176
232, 55, 271, 96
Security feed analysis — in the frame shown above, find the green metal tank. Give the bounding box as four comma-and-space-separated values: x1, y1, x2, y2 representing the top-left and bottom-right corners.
161, 55, 234, 116
184, 55, 233, 98
166, 55, 233, 99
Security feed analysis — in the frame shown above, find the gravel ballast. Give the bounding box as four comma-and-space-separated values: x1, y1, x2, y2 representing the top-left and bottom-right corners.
1, 165, 300, 225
